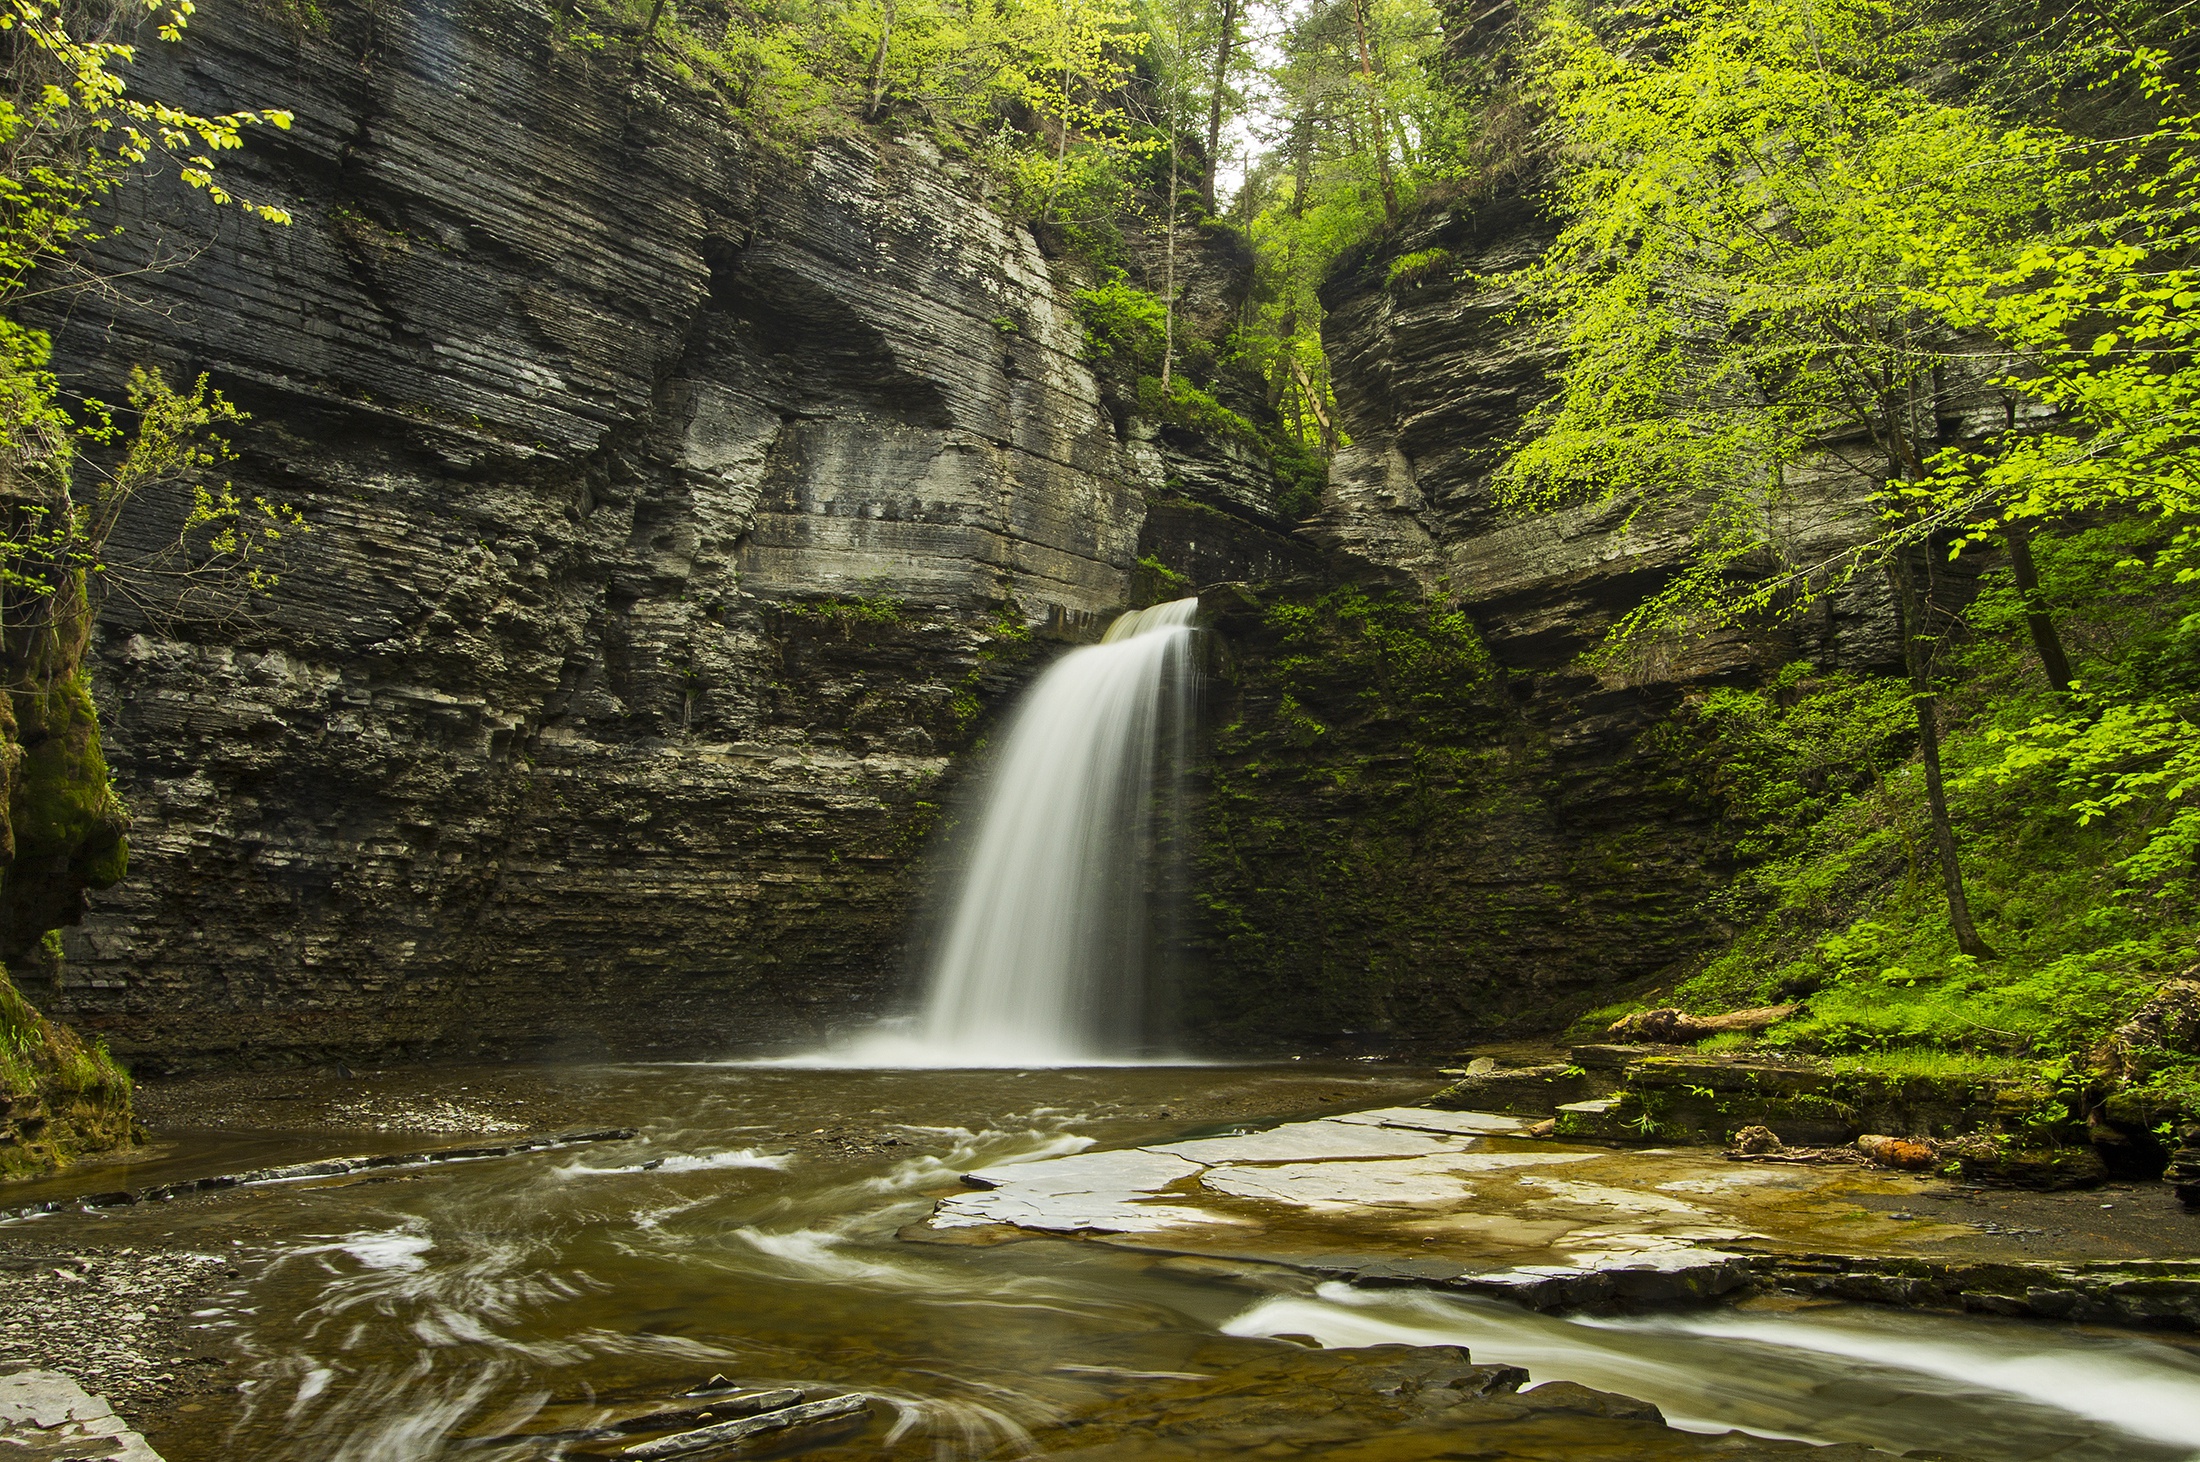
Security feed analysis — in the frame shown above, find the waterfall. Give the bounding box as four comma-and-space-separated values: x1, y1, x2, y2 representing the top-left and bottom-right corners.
824, 597, 1199, 1067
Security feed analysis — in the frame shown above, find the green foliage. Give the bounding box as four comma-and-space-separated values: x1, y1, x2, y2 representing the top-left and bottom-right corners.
1135, 373, 1258, 443
1668, 523, 2199, 1083
1228, 0, 1477, 463
1499, 0, 2072, 658
1385, 246, 1451, 287
1658, 664, 1915, 863
4, 4, 307, 632
1075, 273, 1169, 368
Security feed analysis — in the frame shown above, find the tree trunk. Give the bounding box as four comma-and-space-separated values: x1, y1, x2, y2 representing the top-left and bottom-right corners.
1348, 0, 1399, 226
1200, 0, 1236, 210
1288, 356, 1335, 450
1288, 98, 1313, 218
2003, 519, 2073, 695
1047, 52, 1072, 221
865, 0, 897, 120
1890, 553, 1996, 959
1162, 129, 1179, 391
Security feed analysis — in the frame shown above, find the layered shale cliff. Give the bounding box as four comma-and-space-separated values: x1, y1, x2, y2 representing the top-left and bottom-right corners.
27, 7, 1897, 1068
1182, 192, 1903, 1049
29, 0, 1297, 1066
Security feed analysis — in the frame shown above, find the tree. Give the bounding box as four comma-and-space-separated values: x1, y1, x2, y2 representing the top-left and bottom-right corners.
1198, 0, 1242, 208
1497, 0, 2083, 957
3, 0, 302, 633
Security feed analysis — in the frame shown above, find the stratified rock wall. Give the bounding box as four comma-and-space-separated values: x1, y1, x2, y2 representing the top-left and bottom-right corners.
28, 0, 1293, 1067
26, 9, 1910, 1067
1314, 190, 1902, 685
1181, 189, 1902, 1050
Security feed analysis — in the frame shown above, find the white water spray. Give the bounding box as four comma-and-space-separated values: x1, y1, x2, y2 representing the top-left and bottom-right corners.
822, 598, 1200, 1067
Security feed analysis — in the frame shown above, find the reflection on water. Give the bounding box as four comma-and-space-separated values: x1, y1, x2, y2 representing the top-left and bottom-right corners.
34, 1065, 2200, 1462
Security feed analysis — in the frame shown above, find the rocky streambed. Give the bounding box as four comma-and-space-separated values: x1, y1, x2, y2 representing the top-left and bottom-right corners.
0, 1062, 2197, 1461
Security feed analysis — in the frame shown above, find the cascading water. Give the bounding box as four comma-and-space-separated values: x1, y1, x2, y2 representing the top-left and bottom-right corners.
828, 597, 1200, 1067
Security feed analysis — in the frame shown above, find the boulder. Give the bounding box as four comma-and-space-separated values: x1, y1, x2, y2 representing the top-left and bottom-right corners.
1729, 1124, 1782, 1155
2094, 977, 2200, 1084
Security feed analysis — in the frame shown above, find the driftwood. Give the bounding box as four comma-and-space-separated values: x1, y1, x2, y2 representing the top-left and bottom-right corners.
1606, 1005, 1797, 1043
622, 1393, 870, 1459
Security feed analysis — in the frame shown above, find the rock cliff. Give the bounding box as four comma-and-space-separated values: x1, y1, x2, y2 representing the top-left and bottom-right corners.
30, 0, 1296, 1066
1180, 190, 1903, 1050
28, 7, 1895, 1068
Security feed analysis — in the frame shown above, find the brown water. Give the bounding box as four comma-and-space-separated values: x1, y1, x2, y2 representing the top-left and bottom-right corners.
13, 1063, 2200, 1461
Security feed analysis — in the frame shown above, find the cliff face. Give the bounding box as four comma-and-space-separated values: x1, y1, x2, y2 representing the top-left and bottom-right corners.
1180, 191, 1902, 1050
31, 0, 1295, 1066
26, 6, 1897, 1068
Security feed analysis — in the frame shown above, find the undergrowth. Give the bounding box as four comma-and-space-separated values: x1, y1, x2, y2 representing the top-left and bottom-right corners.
1658, 520, 2200, 1105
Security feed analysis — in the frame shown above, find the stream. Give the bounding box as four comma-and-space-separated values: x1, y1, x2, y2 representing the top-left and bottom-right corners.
12, 1063, 2200, 1461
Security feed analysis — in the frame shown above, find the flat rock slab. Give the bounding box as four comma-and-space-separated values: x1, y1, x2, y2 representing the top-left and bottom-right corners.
1202, 1152, 1597, 1210
925, 1103, 2200, 1329
0, 1367, 163, 1461
940, 1149, 1223, 1233
1146, 1119, 1462, 1165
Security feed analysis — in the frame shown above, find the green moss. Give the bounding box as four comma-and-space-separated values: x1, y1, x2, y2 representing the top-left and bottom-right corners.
9, 670, 128, 891
0, 961, 133, 1180
947, 601, 1039, 738
1190, 586, 1566, 1044
779, 593, 906, 627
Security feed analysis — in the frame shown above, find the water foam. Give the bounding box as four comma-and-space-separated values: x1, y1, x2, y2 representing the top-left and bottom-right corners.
1224, 1282, 2200, 1458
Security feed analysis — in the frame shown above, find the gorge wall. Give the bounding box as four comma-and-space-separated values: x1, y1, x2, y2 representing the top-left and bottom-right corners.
29, 0, 1297, 1067
28, 4, 1890, 1067
1181, 192, 1904, 1050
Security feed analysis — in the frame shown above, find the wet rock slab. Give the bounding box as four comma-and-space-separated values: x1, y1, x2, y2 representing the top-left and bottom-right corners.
921, 1104, 2200, 1324
0, 1367, 164, 1461
941, 1150, 1222, 1232
1025, 1336, 1913, 1460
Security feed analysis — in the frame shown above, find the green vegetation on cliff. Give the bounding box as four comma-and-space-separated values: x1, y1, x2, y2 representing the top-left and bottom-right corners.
0, 955, 132, 1178
1190, 584, 1728, 1045
1, 0, 309, 1172
1459, 0, 2200, 1134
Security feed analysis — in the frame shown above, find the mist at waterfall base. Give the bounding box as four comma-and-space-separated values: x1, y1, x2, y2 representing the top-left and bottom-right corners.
783, 597, 1202, 1068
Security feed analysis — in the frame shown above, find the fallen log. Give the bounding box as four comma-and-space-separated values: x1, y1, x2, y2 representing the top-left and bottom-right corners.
1606, 1005, 1797, 1043
621, 1393, 870, 1458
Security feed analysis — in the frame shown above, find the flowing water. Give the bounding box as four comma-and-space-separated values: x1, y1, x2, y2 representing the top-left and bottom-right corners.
820, 599, 1201, 1068
17, 1064, 2200, 1462
17, 605, 2200, 1458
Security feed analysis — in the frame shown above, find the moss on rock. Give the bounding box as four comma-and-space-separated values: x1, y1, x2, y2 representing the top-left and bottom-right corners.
0, 962, 134, 1178
0, 574, 135, 1177
1186, 581, 1725, 1050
